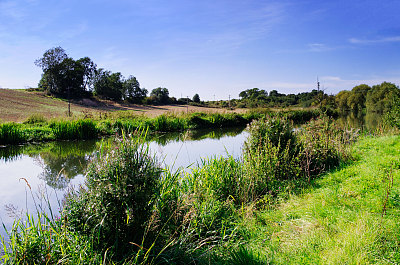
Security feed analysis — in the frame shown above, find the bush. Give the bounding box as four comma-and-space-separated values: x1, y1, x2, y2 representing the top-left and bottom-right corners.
298, 116, 356, 180
242, 117, 300, 200
64, 132, 162, 259
23, 114, 47, 124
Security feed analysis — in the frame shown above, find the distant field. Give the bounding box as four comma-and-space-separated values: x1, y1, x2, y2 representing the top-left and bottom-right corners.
0, 89, 244, 122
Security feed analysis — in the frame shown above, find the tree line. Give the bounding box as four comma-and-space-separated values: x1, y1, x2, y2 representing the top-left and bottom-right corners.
35, 47, 398, 112
236, 82, 399, 114
35, 47, 201, 105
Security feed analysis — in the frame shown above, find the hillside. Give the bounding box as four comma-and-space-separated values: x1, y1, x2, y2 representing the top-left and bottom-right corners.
0, 89, 242, 122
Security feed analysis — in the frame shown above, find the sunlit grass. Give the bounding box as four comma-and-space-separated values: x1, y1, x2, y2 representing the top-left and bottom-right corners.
240, 135, 400, 264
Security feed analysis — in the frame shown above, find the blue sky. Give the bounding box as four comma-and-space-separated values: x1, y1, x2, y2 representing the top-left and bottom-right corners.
1, 0, 399, 100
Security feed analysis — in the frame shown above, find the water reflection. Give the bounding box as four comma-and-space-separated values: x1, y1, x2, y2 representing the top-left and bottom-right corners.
336, 112, 383, 131
149, 126, 246, 146
0, 127, 246, 189
0, 140, 99, 190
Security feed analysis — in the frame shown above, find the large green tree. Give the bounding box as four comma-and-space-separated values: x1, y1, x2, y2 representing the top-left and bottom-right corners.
123, 76, 147, 103
93, 69, 124, 101
192, 93, 200, 103
347, 84, 371, 113
150, 87, 169, 104
35, 47, 97, 97
366, 82, 400, 114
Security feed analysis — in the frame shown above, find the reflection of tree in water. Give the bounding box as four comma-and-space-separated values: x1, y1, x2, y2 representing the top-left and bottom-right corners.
0, 145, 25, 162
337, 112, 383, 131
150, 126, 246, 146
36, 140, 98, 189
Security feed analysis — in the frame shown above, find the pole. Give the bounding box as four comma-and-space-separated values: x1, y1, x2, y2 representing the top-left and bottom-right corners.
68, 86, 71, 117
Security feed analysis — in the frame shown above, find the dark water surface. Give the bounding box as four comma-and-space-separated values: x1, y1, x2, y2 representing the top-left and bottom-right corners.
0, 127, 247, 238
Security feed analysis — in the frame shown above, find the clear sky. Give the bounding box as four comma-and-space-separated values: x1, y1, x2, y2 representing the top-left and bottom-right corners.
1, 0, 399, 100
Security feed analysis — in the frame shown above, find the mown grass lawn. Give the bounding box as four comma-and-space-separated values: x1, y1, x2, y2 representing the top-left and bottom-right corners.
241, 135, 400, 264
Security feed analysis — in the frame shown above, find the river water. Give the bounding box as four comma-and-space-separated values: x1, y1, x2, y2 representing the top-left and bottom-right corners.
0, 127, 248, 238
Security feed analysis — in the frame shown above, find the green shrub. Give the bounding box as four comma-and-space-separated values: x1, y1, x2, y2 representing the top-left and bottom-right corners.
64, 132, 162, 259
23, 114, 47, 124
298, 117, 355, 180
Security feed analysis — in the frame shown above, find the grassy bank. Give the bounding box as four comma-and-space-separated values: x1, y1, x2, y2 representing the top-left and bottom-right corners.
3, 116, 384, 264
0, 109, 321, 145
240, 135, 400, 264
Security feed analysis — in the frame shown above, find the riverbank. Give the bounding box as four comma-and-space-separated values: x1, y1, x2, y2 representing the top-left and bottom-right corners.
0, 109, 320, 145
3, 117, 398, 264
239, 134, 400, 264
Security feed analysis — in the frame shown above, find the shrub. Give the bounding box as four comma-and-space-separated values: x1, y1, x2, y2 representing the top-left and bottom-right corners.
242, 117, 300, 200
23, 114, 47, 124
64, 132, 162, 259
297, 116, 356, 180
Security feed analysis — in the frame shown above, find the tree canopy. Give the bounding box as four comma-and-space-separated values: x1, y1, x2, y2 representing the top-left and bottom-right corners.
150, 87, 169, 104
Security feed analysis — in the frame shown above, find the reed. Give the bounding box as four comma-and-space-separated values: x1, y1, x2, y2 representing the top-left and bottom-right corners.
49, 119, 97, 140
0, 123, 26, 144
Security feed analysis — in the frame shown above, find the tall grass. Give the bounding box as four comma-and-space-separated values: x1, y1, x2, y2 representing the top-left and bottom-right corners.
0, 123, 26, 144
49, 119, 97, 140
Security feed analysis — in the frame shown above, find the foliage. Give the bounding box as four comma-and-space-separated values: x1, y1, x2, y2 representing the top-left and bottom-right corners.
93, 69, 124, 100
297, 116, 356, 180
64, 132, 162, 259
49, 119, 97, 140
366, 82, 400, 114
22, 114, 47, 124
0, 123, 26, 144
1, 212, 103, 264
336, 82, 400, 115
35, 47, 92, 97
150, 87, 170, 104
238, 88, 324, 108
242, 117, 300, 200
386, 95, 400, 130
124, 75, 147, 103
192, 93, 200, 103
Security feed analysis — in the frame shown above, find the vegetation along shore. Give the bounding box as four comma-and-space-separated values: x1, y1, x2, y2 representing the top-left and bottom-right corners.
1, 113, 399, 264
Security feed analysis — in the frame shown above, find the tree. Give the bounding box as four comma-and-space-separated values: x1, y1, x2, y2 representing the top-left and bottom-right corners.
35, 47, 69, 94
76, 57, 97, 92
37, 57, 85, 97
123, 76, 147, 103
366, 82, 400, 113
335, 90, 351, 112
150, 87, 169, 104
192, 93, 200, 103
35, 46, 68, 72
93, 69, 124, 100
347, 84, 371, 113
